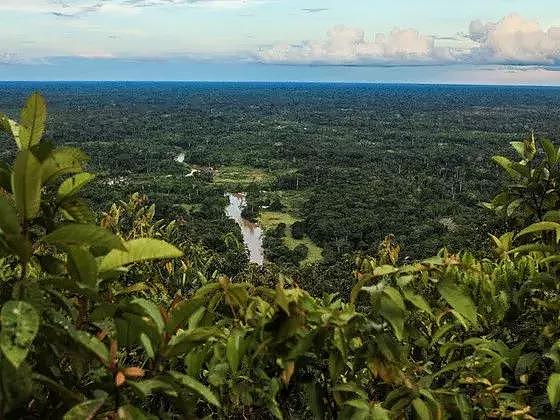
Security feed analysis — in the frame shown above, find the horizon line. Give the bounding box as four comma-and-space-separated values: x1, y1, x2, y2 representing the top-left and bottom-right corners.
1, 80, 560, 88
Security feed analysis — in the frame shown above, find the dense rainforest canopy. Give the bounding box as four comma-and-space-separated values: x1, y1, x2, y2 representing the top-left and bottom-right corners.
0, 91, 560, 419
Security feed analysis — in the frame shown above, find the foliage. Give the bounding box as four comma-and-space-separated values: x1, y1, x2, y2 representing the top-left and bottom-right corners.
0, 93, 559, 419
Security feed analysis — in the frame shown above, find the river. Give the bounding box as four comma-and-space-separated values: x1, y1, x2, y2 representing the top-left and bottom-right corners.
225, 193, 264, 265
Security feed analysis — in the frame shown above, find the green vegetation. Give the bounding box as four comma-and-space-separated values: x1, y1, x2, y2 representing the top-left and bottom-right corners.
213, 165, 273, 188
258, 211, 323, 265
1, 93, 560, 419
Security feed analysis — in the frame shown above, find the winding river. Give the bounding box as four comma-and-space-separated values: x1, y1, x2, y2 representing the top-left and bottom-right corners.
225, 193, 264, 265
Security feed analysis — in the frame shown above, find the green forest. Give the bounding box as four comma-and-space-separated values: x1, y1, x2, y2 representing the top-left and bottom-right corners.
1, 88, 560, 419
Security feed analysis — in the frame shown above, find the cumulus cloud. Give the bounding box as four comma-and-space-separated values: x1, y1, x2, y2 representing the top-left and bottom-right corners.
258, 25, 458, 65
258, 14, 560, 66
468, 14, 560, 64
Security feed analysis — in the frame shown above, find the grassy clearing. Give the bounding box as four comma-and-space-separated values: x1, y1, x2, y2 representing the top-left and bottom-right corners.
214, 166, 273, 188
258, 211, 323, 266
275, 190, 308, 214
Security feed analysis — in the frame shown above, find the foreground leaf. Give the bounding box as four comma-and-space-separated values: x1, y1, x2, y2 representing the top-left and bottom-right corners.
68, 329, 109, 365
517, 221, 560, 239
60, 197, 96, 224
0, 196, 31, 261
169, 371, 221, 407
0, 115, 22, 148
43, 224, 125, 251
98, 238, 183, 272
226, 328, 245, 374
57, 172, 95, 201
548, 373, 560, 409
437, 277, 478, 327
63, 398, 106, 420
42, 147, 89, 183
11, 150, 43, 220
0, 301, 40, 368
67, 246, 98, 290
19, 92, 46, 149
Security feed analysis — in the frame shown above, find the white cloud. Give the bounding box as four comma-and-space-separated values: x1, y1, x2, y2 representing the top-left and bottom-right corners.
0, 0, 140, 17
0, 0, 253, 16
0, 53, 46, 65
257, 25, 459, 65
258, 14, 560, 66
468, 14, 560, 65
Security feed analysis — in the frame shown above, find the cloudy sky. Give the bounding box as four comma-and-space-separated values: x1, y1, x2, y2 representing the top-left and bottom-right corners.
1, 0, 560, 84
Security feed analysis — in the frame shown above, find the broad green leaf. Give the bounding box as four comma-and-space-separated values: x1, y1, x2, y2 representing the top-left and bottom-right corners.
373, 265, 398, 277
451, 393, 473, 420
11, 150, 43, 220
437, 277, 478, 327
117, 405, 154, 420
508, 243, 556, 255
275, 281, 290, 315
140, 333, 155, 359
510, 141, 526, 160
380, 293, 405, 340
63, 398, 106, 420
61, 197, 96, 224
57, 172, 95, 201
0, 195, 31, 261
19, 93, 46, 149
411, 398, 431, 420
167, 298, 205, 333
517, 221, 560, 239
226, 328, 245, 374
169, 371, 221, 408
0, 196, 19, 235
492, 156, 520, 179
98, 238, 182, 272
545, 210, 560, 222
370, 404, 391, 420
129, 378, 177, 398
121, 298, 165, 336
165, 327, 223, 358
0, 115, 22, 148
422, 256, 444, 266
542, 138, 558, 164
0, 358, 33, 414
344, 399, 370, 411
403, 289, 433, 317
41, 147, 89, 183
68, 329, 109, 364
0, 301, 40, 368
548, 373, 560, 409
541, 255, 560, 264
43, 224, 125, 251
67, 246, 98, 291
334, 383, 368, 400
506, 198, 523, 217
383, 286, 405, 310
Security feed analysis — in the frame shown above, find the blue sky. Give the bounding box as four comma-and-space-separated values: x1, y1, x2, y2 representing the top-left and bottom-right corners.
1, 0, 560, 84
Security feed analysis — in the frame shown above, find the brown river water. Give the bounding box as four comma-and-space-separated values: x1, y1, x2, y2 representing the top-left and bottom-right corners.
224, 193, 264, 265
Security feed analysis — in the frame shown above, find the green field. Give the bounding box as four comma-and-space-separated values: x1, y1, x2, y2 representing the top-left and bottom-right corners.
258, 211, 323, 266
213, 165, 273, 188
